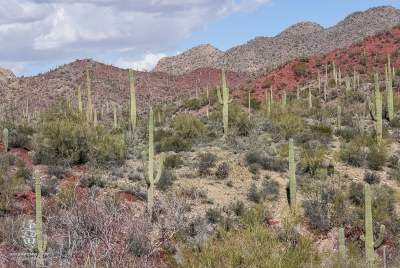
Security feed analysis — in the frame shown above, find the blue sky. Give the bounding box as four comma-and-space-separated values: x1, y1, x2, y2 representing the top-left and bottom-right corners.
1, 0, 399, 77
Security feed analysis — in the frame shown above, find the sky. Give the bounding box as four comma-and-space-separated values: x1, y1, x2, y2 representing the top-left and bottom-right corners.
1, 0, 400, 78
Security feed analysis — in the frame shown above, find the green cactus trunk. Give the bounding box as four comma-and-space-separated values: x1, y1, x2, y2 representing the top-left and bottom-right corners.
113, 103, 117, 128
333, 61, 337, 85
86, 66, 92, 123
271, 86, 273, 105
129, 68, 137, 128
248, 93, 251, 115
324, 82, 326, 101
358, 75, 360, 89
337, 106, 341, 131
338, 68, 341, 85
346, 75, 350, 92
360, 184, 385, 268
367, 97, 377, 121
309, 88, 312, 109
3, 128, 8, 152
78, 86, 82, 113
268, 88, 271, 116
297, 85, 299, 100
318, 70, 320, 92
289, 138, 296, 208
339, 228, 345, 258
35, 170, 47, 267
207, 104, 209, 119
353, 66, 356, 90
282, 90, 286, 109
94, 109, 97, 127
375, 74, 382, 145
142, 107, 164, 218
217, 69, 234, 135
388, 54, 393, 121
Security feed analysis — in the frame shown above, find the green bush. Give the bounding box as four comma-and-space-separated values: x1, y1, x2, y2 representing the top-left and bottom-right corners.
163, 155, 184, 169
261, 77, 272, 88
300, 141, 326, 175
206, 208, 223, 223
260, 179, 280, 201
339, 138, 367, 167
156, 168, 177, 191
34, 100, 125, 165
292, 62, 309, 77
158, 135, 191, 153
271, 112, 305, 140
349, 182, 364, 206
364, 171, 380, 184
173, 112, 209, 139
242, 94, 261, 110
367, 142, 388, 170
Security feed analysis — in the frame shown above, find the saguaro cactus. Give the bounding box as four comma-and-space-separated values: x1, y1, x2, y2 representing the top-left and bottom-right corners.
3, 128, 8, 152
338, 68, 341, 85
142, 108, 164, 218
289, 138, 296, 208
333, 61, 337, 85
374, 74, 382, 145
339, 228, 345, 258
206, 104, 209, 119
367, 97, 377, 121
360, 184, 385, 268
353, 66, 356, 90
345, 75, 350, 92
217, 69, 234, 134
387, 54, 393, 121
282, 90, 286, 109
113, 103, 117, 128
337, 106, 341, 131
78, 86, 82, 113
317, 70, 320, 92
35, 170, 47, 267
129, 68, 137, 128
86, 66, 92, 123
324, 82, 326, 101
94, 109, 97, 127
268, 88, 271, 116
308, 88, 312, 109
297, 85, 299, 100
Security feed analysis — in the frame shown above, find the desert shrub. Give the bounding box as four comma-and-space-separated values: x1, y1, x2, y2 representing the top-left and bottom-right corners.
8, 129, 30, 149
292, 62, 309, 76
338, 127, 361, 142
79, 174, 107, 189
47, 165, 67, 180
197, 151, 218, 176
206, 208, 223, 223
387, 155, 399, 168
158, 135, 191, 152
173, 112, 209, 139
34, 100, 126, 165
40, 177, 59, 197
14, 160, 32, 181
164, 154, 184, 169
248, 163, 261, 174
348, 50, 361, 58
271, 112, 305, 140
215, 162, 230, 179
339, 138, 367, 167
364, 171, 380, 184
349, 182, 364, 205
304, 199, 329, 229
315, 57, 324, 66
260, 156, 288, 172
260, 179, 280, 201
235, 112, 256, 136
367, 143, 388, 170
182, 98, 202, 110
359, 55, 368, 66
242, 94, 261, 110
0, 153, 15, 169
389, 116, 400, 128
300, 141, 326, 175
261, 77, 272, 88
230, 200, 245, 216
153, 129, 174, 143
248, 183, 262, 203
156, 168, 177, 191
126, 227, 151, 257
128, 171, 142, 181
0, 168, 25, 213
330, 192, 351, 227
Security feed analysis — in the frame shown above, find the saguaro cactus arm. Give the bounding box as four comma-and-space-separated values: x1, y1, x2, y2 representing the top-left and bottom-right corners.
339, 228, 345, 258
217, 86, 223, 105
289, 138, 296, 208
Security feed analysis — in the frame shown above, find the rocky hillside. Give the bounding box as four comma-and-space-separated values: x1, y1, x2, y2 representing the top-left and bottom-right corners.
152, 6, 400, 75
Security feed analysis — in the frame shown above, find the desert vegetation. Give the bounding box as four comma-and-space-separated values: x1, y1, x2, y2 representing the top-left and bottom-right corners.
1, 24, 400, 268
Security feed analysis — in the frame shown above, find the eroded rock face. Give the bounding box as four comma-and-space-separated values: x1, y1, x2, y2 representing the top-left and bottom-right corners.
152, 6, 400, 75
0, 67, 16, 82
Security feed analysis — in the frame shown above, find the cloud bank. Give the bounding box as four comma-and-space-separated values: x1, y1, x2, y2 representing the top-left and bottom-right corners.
0, 0, 271, 76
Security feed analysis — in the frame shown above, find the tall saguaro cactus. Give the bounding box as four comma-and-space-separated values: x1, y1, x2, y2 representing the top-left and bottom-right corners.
86, 66, 92, 123
339, 228, 345, 258
289, 138, 296, 208
113, 103, 117, 128
35, 170, 47, 267
3, 128, 8, 152
337, 106, 341, 131
297, 85, 299, 100
129, 68, 137, 128
308, 88, 312, 109
360, 184, 385, 268
387, 54, 393, 121
217, 69, 234, 134
142, 108, 164, 218
268, 88, 271, 116
333, 61, 337, 85
78, 86, 82, 113
374, 74, 382, 145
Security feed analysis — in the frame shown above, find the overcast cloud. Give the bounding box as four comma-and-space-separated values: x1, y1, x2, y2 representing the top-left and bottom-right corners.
0, 0, 271, 77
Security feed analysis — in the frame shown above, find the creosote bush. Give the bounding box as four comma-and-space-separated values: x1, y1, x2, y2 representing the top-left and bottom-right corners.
215, 162, 230, 179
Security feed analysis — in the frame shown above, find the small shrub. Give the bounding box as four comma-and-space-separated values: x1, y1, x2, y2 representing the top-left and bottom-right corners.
159, 135, 191, 152
126, 228, 151, 257
315, 57, 324, 67
47, 165, 67, 180
367, 144, 388, 170
349, 182, 364, 205
364, 171, 380, 184
226, 180, 233, 187
299, 55, 309, 62
248, 163, 261, 174
245, 150, 261, 166
205, 208, 223, 223
292, 62, 309, 77
248, 183, 262, 204
260, 179, 280, 201
164, 155, 184, 169
40, 177, 59, 197
387, 155, 399, 168
304, 199, 329, 229
231, 200, 245, 216
215, 162, 230, 179
14, 160, 32, 181
261, 77, 272, 88
260, 156, 288, 172
156, 168, 177, 191
359, 55, 368, 66
128, 171, 142, 181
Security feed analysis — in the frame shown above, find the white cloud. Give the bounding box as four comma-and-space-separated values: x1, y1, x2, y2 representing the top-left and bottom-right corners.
0, 0, 272, 76
115, 52, 168, 71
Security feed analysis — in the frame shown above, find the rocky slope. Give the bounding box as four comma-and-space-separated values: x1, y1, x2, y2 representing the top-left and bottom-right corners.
152, 6, 400, 75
